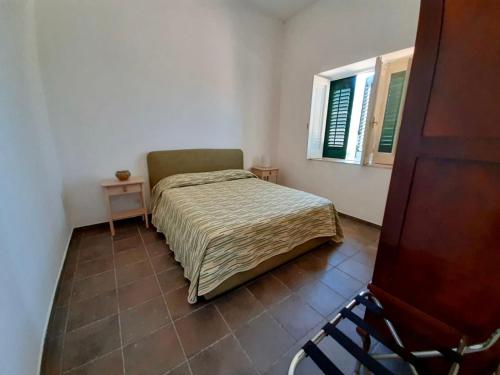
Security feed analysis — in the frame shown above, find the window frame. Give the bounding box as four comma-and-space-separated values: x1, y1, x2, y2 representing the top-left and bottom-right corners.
306, 48, 414, 168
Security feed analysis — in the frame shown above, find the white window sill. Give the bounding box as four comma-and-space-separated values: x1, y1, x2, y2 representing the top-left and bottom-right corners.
307, 157, 392, 169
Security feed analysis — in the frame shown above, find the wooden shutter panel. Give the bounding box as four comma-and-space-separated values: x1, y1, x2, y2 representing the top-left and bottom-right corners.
322, 76, 356, 159
307, 75, 330, 159
356, 75, 374, 157
378, 70, 406, 153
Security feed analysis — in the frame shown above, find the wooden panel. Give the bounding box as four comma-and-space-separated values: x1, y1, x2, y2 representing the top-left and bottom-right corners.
101, 176, 144, 187
111, 207, 147, 220
106, 183, 142, 196
374, 157, 500, 339
424, 0, 500, 138
370, 0, 500, 372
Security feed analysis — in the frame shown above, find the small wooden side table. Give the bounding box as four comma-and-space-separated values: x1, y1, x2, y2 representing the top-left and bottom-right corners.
101, 176, 148, 236
251, 167, 279, 183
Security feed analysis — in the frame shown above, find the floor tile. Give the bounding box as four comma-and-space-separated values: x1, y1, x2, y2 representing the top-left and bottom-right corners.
146, 240, 170, 257
120, 296, 171, 344
41, 334, 64, 375
47, 306, 68, 339
157, 267, 188, 294
336, 238, 363, 256
297, 280, 346, 317
270, 294, 324, 340
72, 271, 115, 302
364, 243, 378, 255
116, 259, 154, 287
189, 335, 257, 375
370, 342, 413, 374
76, 256, 114, 280
54, 281, 73, 307
78, 245, 112, 263
67, 238, 81, 254
348, 224, 380, 247
77, 224, 109, 238
63, 315, 120, 371
264, 348, 323, 375
118, 275, 161, 310
247, 274, 290, 307
113, 226, 139, 241
175, 305, 229, 357
352, 250, 377, 268
114, 235, 142, 252
295, 253, 332, 274
215, 287, 264, 330
67, 290, 118, 331
313, 243, 349, 266
319, 268, 364, 298
138, 220, 155, 232
60, 260, 77, 283
66, 350, 123, 375
114, 247, 147, 268
65, 251, 79, 266
123, 325, 185, 375
141, 231, 164, 244
235, 312, 294, 373
79, 234, 111, 250
150, 253, 177, 273
272, 262, 314, 290
166, 362, 191, 375
337, 258, 373, 283
165, 286, 206, 321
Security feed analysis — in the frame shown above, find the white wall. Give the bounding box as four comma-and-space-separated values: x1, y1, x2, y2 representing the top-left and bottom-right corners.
0, 0, 71, 374
276, 0, 420, 224
36, 0, 284, 227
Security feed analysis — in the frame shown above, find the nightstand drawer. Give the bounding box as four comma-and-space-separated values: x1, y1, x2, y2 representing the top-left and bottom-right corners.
251, 167, 279, 183
106, 183, 142, 196
259, 170, 272, 177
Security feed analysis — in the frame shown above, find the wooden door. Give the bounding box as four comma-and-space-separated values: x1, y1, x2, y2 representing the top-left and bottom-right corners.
369, 0, 500, 373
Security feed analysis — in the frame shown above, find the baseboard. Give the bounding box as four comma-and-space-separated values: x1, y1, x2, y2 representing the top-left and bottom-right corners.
338, 212, 382, 229
73, 214, 149, 232
38, 225, 74, 373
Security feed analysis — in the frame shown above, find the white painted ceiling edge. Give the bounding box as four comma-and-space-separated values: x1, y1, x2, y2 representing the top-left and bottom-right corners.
244, 0, 319, 20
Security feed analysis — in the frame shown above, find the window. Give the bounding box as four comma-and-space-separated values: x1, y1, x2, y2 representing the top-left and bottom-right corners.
307, 48, 413, 166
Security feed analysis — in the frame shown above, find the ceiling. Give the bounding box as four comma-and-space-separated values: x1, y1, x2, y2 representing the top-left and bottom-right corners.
245, 0, 318, 20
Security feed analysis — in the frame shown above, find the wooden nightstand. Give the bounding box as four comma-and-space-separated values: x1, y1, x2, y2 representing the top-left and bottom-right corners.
251, 167, 279, 183
101, 176, 148, 236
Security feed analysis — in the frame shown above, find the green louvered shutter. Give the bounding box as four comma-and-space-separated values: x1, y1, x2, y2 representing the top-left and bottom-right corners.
378, 70, 406, 153
322, 76, 356, 159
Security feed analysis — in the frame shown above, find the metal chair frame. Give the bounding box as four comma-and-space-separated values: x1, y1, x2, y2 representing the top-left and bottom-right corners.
288, 291, 500, 375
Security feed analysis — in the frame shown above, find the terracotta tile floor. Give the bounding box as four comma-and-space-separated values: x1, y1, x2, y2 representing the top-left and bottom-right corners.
41, 215, 388, 375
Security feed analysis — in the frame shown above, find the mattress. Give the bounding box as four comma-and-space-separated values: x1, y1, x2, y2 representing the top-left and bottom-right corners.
151, 169, 343, 303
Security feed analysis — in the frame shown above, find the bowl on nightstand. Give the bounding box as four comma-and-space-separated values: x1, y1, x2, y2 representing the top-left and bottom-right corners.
115, 170, 131, 181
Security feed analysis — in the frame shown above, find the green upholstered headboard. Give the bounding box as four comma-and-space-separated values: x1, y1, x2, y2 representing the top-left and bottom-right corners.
146, 149, 244, 188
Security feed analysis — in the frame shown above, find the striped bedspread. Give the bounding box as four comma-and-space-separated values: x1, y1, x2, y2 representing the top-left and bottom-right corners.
151, 170, 343, 303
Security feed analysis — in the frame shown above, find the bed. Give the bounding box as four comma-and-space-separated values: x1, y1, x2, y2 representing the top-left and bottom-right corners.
147, 149, 343, 303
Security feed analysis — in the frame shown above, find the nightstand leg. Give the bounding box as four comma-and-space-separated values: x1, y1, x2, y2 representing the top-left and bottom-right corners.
104, 189, 115, 236
140, 185, 149, 229
109, 220, 115, 236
